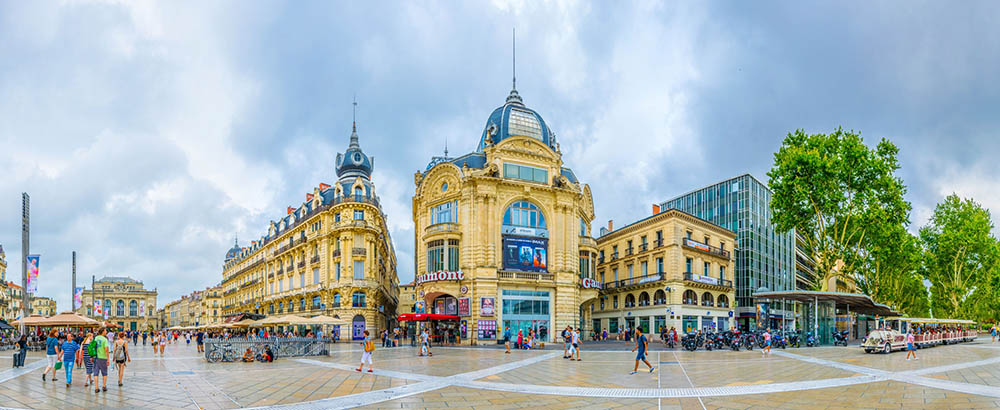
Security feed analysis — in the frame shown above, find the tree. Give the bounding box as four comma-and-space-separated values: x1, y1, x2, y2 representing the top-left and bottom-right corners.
768, 128, 910, 291
920, 194, 998, 320
854, 227, 929, 317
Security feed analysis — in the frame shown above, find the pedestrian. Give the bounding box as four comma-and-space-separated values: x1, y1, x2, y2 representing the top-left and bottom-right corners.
503, 326, 512, 354
196, 330, 205, 353
516, 329, 524, 350
61, 332, 80, 387
15, 335, 28, 368
158, 332, 167, 357
992, 324, 997, 343
762, 328, 772, 357
132, 331, 138, 345
572, 326, 581, 361
562, 326, 572, 359
905, 329, 918, 361
94, 328, 110, 393
81, 332, 95, 387
602, 328, 608, 341
113, 332, 131, 386
355, 330, 374, 373
630, 328, 654, 374
42, 329, 60, 382
142, 332, 147, 346
420, 327, 433, 356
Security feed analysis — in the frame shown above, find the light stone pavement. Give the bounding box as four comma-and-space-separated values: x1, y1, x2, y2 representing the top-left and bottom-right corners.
0, 338, 999, 409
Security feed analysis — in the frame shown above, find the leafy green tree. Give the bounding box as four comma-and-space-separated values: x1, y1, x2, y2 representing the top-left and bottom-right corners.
920, 194, 998, 320
854, 227, 929, 317
768, 128, 910, 291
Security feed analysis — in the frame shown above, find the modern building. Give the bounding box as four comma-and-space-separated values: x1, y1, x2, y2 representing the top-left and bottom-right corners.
78, 276, 158, 331
794, 232, 818, 290
221, 115, 399, 340
412, 80, 598, 344
660, 174, 795, 330
398, 281, 417, 314
31, 296, 57, 316
592, 207, 736, 336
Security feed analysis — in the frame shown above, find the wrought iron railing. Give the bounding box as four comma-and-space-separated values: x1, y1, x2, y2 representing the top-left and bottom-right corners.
602, 272, 667, 290
203, 337, 331, 363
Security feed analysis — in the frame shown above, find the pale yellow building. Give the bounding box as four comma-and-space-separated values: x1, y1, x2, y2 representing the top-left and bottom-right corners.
0, 245, 10, 320
4, 282, 23, 321
398, 282, 417, 314
412, 83, 598, 344
201, 285, 223, 326
31, 296, 57, 316
221, 117, 399, 340
79, 276, 158, 331
592, 208, 736, 336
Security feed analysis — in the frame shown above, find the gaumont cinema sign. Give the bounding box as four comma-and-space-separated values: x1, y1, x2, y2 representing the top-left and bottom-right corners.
416, 271, 465, 285
581, 278, 602, 289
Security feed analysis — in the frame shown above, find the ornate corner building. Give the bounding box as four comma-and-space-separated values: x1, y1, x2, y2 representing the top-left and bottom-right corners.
413, 83, 597, 344
220, 119, 399, 340
592, 208, 737, 336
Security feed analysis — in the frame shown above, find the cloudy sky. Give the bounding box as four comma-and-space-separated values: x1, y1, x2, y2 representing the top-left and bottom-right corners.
2, 1, 999, 312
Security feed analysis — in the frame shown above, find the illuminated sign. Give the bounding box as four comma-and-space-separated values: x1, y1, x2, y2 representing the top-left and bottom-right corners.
416, 271, 465, 285
581, 278, 602, 289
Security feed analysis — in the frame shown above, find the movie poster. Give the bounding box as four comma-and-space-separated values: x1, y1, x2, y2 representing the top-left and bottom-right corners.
480, 297, 495, 316
458, 298, 470, 317
94, 299, 103, 316
74, 287, 84, 310
139, 301, 146, 317
445, 298, 457, 315
502, 236, 548, 272
25, 255, 39, 294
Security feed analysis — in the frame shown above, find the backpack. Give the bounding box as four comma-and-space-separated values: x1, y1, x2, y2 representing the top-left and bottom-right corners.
87, 339, 97, 357
364, 339, 375, 353
114, 343, 126, 361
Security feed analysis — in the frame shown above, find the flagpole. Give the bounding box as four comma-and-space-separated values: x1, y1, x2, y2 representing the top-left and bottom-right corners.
72, 251, 76, 312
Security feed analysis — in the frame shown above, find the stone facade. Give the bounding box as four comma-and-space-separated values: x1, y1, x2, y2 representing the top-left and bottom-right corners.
78, 276, 158, 331
30, 296, 57, 316
592, 208, 736, 337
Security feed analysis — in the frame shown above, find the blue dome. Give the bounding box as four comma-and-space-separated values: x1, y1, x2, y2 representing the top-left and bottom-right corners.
224, 238, 240, 262
477, 91, 554, 152
336, 124, 373, 180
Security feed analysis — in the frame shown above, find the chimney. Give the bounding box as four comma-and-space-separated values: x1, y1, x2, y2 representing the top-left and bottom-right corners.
652, 204, 661, 215
607, 220, 613, 232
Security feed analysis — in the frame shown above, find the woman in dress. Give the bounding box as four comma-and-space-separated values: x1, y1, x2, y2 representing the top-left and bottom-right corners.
81, 332, 95, 387
113, 332, 131, 386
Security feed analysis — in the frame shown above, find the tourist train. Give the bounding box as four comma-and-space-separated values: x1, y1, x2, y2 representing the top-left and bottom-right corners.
861, 317, 978, 354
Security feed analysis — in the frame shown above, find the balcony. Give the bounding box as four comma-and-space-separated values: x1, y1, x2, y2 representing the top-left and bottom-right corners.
297, 261, 306, 269
310, 256, 320, 264
611, 252, 619, 261
639, 243, 647, 252
498, 271, 555, 281
602, 272, 667, 290
331, 193, 381, 208
654, 239, 663, 248
425, 222, 460, 236
332, 249, 341, 258
579, 236, 598, 249
682, 238, 731, 259
352, 247, 366, 256
625, 247, 633, 256
683, 272, 733, 288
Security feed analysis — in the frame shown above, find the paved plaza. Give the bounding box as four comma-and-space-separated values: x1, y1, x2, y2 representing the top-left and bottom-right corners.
2, 338, 1000, 409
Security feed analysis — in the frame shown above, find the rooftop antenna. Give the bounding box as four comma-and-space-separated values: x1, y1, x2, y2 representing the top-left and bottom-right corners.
444, 137, 449, 158
506, 28, 523, 105
350, 95, 360, 148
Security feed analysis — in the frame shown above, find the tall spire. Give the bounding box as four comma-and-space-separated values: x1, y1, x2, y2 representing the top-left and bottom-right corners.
234, 233, 238, 247
350, 96, 360, 148
444, 137, 449, 158
506, 28, 523, 105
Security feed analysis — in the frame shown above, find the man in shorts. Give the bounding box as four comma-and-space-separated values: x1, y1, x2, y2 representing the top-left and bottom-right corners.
630, 328, 654, 374
419, 328, 433, 357
571, 327, 581, 361
94, 328, 110, 393
503, 326, 512, 354
196, 331, 205, 353
562, 326, 572, 359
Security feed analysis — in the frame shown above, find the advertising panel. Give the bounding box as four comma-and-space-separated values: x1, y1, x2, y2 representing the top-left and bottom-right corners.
477, 320, 497, 339
480, 297, 495, 316
94, 299, 103, 316
25, 255, 40, 294
139, 300, 146, 317
458, 297, 470, 317
502, 236, 548, 272
74, 287, 84, 310
692, 274, 719, 285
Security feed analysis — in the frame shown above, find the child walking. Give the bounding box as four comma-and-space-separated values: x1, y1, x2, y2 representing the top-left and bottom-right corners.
356, 330, 374, 373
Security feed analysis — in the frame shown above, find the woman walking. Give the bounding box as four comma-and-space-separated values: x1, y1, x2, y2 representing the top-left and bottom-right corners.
905, 329, 918, 361
113, 332, 131, 386
157, 332, 167, 357
42, 329, 60, 382
81, 332, 95, 387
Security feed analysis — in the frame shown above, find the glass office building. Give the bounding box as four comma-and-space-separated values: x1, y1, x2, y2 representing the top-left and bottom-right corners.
660, 174, 795, 330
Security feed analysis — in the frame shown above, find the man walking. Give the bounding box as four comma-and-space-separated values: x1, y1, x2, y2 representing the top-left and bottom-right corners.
196, 330, 205, 353
94, 328, 110, 393
562, 326, 572, 359
571, 326, 581, 361
630, 328, 654, 374
503, 326, 512, 354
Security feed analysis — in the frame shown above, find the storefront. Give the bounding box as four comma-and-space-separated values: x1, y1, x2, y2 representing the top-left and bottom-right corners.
499, 289, 551, 342
755, 290, 900, 346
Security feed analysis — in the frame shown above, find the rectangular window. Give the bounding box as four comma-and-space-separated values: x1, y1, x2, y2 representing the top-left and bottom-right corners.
354, 260, 364, 280
627, 264, 633, 279
613, 268, 618, 282
704, 262, 710, 275
641, 261, 647, 276
656, 257, 663, 273
270, 283, 274, 294
278, 280, 283, 292
720, 266, 726, 279
579, 218, 586, 236
354, 210, 364, 220
335, 213, 341, 222
685, 258, 692, 273
300, 273, 305, 287
431, 201, 458, 224
313, 268, 319, 284
447, 246, 459, 271
287, 276, 293, 290
503, 163, 548, 184
335, 262, 341, 281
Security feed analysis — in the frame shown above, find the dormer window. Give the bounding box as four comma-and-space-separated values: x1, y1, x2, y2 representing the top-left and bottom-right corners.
508, 108, 542, 140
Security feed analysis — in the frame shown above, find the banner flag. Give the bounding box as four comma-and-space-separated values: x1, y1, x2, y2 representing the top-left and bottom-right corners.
74, 287, 84, 310
25, 255, 40, 294
94, 299, 103, 316
140, 300, 146, 317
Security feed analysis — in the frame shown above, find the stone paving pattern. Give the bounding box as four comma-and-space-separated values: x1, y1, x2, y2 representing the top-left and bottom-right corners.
0, 338, 998, 409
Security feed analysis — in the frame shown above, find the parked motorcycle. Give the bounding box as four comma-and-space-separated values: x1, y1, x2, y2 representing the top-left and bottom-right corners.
742, 332, 756, 351
682, 332, 700, 351
832, 330, 849, 346
772, 332, 788, 349
806, 331, 816, 347
788, 332, 801, 348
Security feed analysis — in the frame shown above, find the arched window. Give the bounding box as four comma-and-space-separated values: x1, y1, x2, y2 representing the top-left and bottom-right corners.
624, 294, 636, 308
105, 299, 112, 314
653, 290, 666, 305
129, 300, 137, 316
718, 294, 729, 308
116, 300, 125, 317
701, 292, 714, 307
333, 293, 341, 306
638, 292, 650, 307
300, 298, 306, 311
683, 290, 697, 305
503, 201, 547, 231
352, 291, 366, 308
354, 186, 363, 198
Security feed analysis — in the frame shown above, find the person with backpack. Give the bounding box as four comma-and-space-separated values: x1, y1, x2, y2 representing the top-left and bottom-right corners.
93, 328, 110, 393
113, 331, 131, 387
355, 330, 374, 373
82, 332, 95, 387
14, 335, 27, 368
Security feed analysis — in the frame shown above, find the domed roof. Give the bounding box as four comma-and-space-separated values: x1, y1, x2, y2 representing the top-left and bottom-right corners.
477, 89, 555, 152
224, 237, 240, 262
336, 123, 373, 180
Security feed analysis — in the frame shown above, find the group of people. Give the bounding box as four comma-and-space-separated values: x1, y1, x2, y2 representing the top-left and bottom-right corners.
37, 328, 130, 393
561, 326, 582, 361
501, 327, 540, 351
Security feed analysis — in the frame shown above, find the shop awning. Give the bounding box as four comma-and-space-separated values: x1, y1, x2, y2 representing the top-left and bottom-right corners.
398, 313, 460, 322
753, 291, 901, 317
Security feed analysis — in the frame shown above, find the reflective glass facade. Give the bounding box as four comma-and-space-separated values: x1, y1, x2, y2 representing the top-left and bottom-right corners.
661, 174, 794, 320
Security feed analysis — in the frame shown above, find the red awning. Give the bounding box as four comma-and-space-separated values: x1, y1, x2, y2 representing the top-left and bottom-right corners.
397, 313, 460, 322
